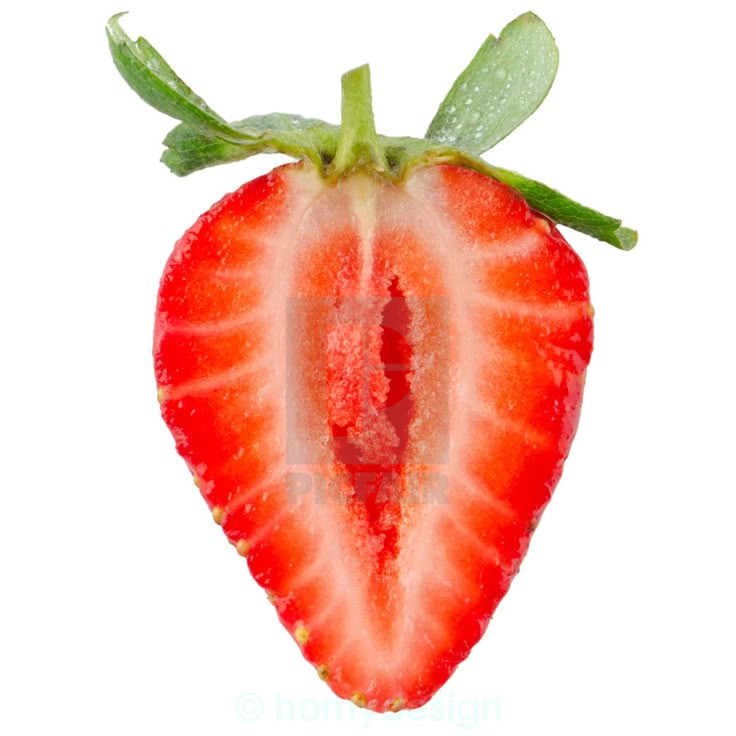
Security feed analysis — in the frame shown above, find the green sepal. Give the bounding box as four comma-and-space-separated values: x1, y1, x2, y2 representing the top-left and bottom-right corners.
453, 156, 638, 250
381, 142, 637, 250
163, 115, 339, 176
106, 13, 248, 143
106, 14, 338, 173
426, 12, 558, 154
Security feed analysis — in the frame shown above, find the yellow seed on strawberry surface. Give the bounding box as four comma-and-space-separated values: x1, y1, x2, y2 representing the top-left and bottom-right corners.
351, 692, 367, 708
236, 539, 250, 556
295, 626, 309, 645
535, 217, 551, 234
389, 697, 405, 712
156, 386, 167, 403
316, 664, 329, 681
211, 506, 224, 525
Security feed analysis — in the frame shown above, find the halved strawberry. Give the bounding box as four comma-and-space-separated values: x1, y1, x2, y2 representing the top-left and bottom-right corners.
108, 11, 634, 713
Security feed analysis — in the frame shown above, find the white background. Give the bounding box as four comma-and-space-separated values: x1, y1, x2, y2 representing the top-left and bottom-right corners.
2, 1, 735, 733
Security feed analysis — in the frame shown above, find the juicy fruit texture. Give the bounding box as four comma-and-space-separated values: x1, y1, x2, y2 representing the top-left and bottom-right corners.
155, 162, 593, 711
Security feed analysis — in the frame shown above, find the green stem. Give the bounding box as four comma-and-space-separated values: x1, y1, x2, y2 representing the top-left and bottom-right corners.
331, 65, 388, 178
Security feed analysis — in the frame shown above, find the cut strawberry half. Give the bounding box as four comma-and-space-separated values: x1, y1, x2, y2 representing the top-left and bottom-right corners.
108, 11, 634, 713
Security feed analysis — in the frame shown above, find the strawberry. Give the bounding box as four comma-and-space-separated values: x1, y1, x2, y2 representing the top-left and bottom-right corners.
108, 11, 635, 713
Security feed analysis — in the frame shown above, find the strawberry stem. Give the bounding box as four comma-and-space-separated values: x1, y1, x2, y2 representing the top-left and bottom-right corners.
331, 65, 389, 179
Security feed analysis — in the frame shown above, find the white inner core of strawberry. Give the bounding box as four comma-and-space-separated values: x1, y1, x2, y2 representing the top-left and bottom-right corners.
278, 170, 456, 597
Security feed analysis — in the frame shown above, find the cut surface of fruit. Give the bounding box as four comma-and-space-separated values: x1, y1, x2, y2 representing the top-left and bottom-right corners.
154, 161, 593, 711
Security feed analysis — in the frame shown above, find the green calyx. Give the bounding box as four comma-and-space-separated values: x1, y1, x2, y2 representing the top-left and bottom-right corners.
105, 11, 637, 250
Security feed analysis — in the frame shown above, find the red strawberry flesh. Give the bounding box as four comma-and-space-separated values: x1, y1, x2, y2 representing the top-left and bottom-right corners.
155, 161, 593, 711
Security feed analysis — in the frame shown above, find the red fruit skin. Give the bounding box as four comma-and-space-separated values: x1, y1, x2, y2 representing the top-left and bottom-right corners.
154, 161, 593, 712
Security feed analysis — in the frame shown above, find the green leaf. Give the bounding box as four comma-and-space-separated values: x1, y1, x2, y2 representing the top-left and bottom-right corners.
482, 163, 638, 250
161, 126, 261, 176
107, 14, 342, 175
426, 12, 558, 154
162, 115, 340, 176
106, 13, 253, 143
